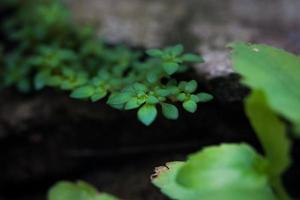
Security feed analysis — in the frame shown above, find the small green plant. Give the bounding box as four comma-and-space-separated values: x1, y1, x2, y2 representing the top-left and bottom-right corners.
0, 0, 212, 126
48, 181, 119, 200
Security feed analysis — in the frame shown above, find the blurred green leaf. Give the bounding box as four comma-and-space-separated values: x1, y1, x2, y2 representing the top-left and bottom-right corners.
48, 181, 119, 200
152, 144, 277, 200
183, 99, 197, 113
70, 86, 95, 99
245, 90, 291, 178
161, 103, 179, 120
163, 62, 179, 75
182, 54, 204, 63
230, 42, 300, 135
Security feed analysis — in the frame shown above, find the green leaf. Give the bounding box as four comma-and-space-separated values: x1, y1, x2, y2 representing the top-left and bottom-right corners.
176, 93, 187, 101
197, 92, 213, 102
176, 144, 278, 200
170, 44, 184, 56
182, 53, 204, 63
146, 49, 163, 57
152, 144, 278, 200
48, 181, 119, 200
91, 90, 107, 102
245, 90, 291, 177
146, 95, 159, 104
125, 97, 142, 110
34, 72, 48, 90
161, 103, 179, 120
163, 62, 179, 75
133, 83, 147, 92
183, 100, 197, 113
152, 162, 202, 200
230, 42, 300, 136
155, 88, 170, 97
184, 80, 197, 93
138, 104, 157, 126
146, 72, 159, 83
107, 92, 132, 105
70, 86, 95, 99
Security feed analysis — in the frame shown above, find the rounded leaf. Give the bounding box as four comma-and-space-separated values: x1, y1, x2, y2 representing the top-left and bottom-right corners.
185, 80, 197, 93
70, 86, 95, 99
183, 100, 197, 113
182, 53, 204, 63
138, 104, 157, 126
162, 103, 179, 120
163, 62, 179, 75
197, 93, 213, 102
146, 49, 163, 57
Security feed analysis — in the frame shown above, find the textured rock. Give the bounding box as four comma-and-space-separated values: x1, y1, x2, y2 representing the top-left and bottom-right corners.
65, 0, 300, 79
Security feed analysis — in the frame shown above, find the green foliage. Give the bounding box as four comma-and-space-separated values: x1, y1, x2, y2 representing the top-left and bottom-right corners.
229, 42, 298, 200
229, 42, 300, 136
48, 181, 119, 200
245, 90, 292, 200
245, 91, 291, 178
152, 144, 278, 200
0, 0, 212, 126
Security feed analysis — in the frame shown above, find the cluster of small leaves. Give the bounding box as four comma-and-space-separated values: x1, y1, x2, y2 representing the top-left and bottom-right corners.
0, 0, 212, 125
48, 181, 119, 200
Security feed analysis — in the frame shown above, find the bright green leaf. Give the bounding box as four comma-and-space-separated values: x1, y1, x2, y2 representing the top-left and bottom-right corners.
161, 103, 179, 120
245, 90, 291, 177
91, 90, 107, 102
183, 99, 197, 113
48, 181, 119, 200
177, 144, 278, 200
137, 104, 157, 126
125, 97, 142, 110
146, 49, 163, 57
152, 162, 202, 200
184, 80, 197, 93
230, 42, 300, 135
107, 92, 132, 105
197, 92, 213, 102
182, 53, 204, 63
163, 62, 179, 75
70, 86, 95, 99
170, 44, 184, 56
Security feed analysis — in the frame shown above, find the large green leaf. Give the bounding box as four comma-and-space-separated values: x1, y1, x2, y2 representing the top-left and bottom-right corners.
152, 144, 278, 200
230, 42, 300, 135
48, 181, 119, 200
245, 90, 291, 177
152, 162, 202, 200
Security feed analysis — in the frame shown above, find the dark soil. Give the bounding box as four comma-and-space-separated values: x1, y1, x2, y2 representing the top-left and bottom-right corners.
0, 74, 299, 200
